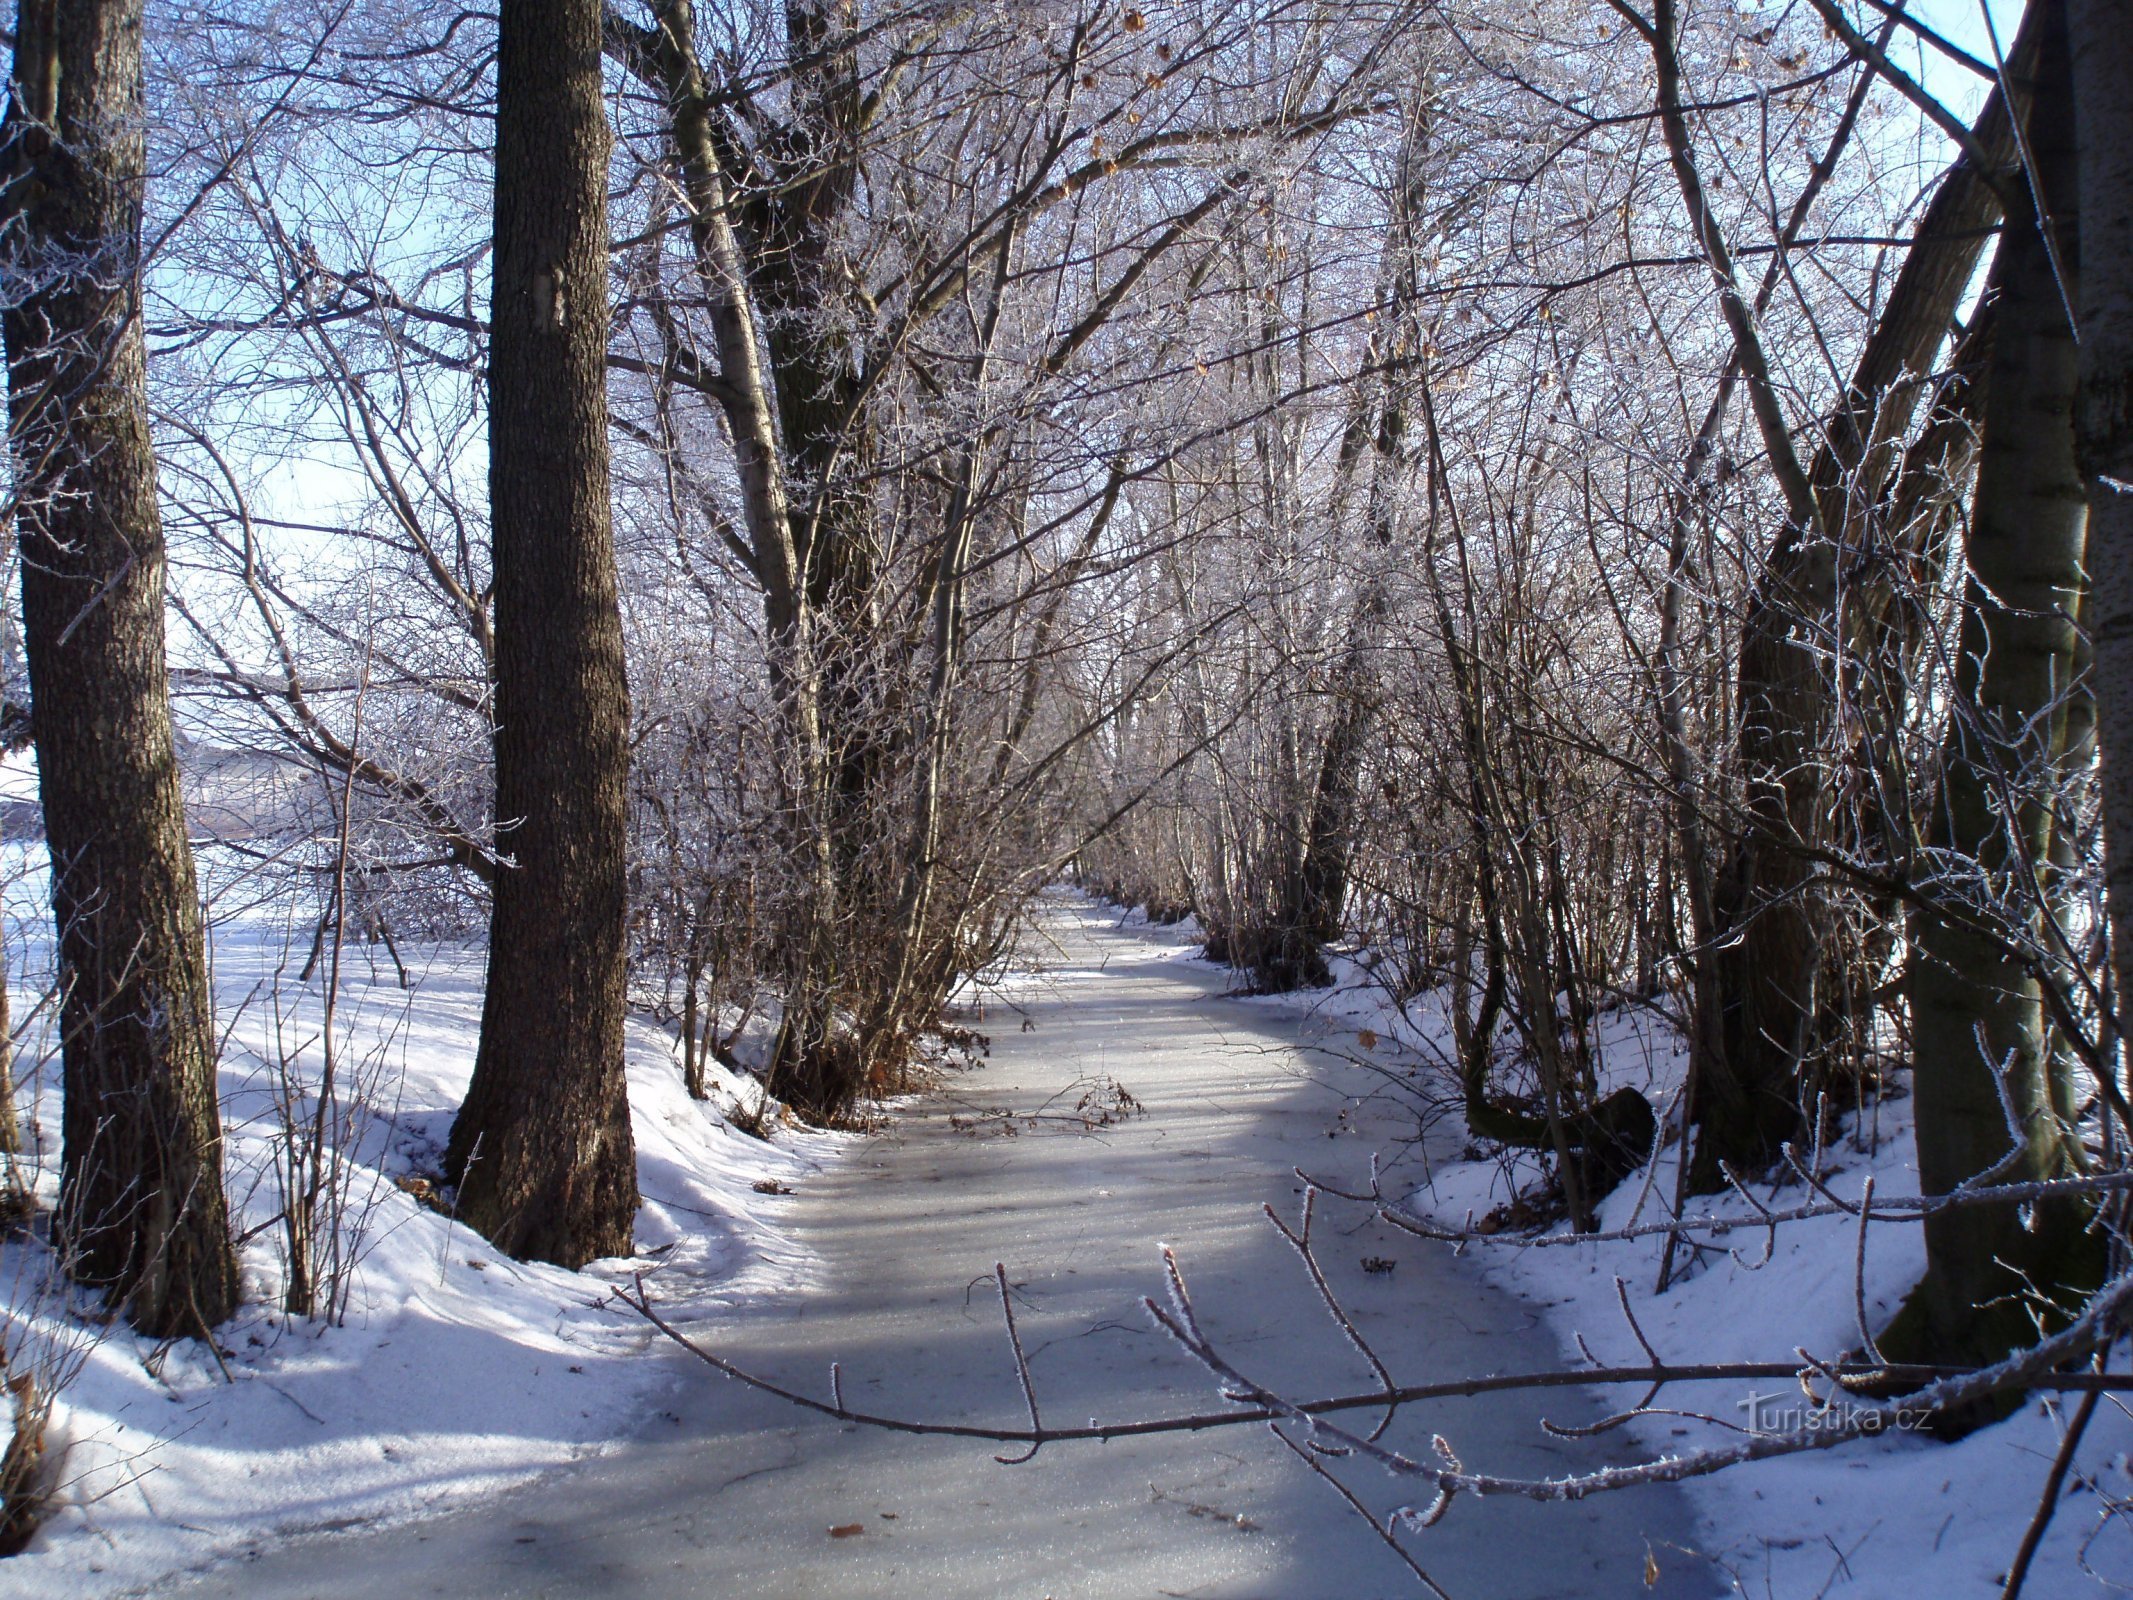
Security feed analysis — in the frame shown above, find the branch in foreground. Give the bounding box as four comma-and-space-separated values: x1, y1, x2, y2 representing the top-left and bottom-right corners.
1142, 1247, 2133, 1510
610, 1270, 2133, 1453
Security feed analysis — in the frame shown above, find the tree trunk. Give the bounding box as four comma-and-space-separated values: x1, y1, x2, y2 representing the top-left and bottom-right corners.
3, 0, 237, 1334
2069, 0, 2133, 1091
609, 0, 851, 1118
1255, 615, 1375, 995
1259, 127, 1427, 996
1263, 395, 1405, 994
0, 937, 17, 1162
680, 941, 705, 1102
870, 237, 1013, 1069
1901, 0, 2095, 1371
444, 0, 637, 1265
1694, 14, 2037, 1180
716, 0, 878, 1114
1265, 668, 1372, 990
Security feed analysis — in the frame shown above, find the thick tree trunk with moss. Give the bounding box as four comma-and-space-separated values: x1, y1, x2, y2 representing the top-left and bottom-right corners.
443, 0, 637, 1264
3, 0, 236, 1334
1900, 0, 2095, 1371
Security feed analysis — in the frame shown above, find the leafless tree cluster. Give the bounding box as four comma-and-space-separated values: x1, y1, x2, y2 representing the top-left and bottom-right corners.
4, 0, 2133, 1580
1084, 0, 2131, 1378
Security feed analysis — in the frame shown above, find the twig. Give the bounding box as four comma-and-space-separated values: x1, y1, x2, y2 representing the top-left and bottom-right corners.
1364, 1165, 2133, 1250
1853, 1176, 1887, 1370
2000, 1379, 2103, 1600
993, 1262, 1045, 1464
1264, 1188, 1400, 1439
1141, 1255, 2133, 1512
611, 1277, 2133, 1450
1269, 1422, 1454, 1600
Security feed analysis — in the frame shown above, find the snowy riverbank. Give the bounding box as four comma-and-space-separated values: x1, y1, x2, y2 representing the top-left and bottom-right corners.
14, 890, 2126, 1598
0, 920, 846, 1599
1226, 934, 2133, 1598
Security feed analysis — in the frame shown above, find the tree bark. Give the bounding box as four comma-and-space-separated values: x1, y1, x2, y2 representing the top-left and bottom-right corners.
3, 0, 237, 1333
2069, 0, 2133, 1092
1901, 0, 2095, 1371
444, 0, 637, 1264
1694, 14, 2036, 1180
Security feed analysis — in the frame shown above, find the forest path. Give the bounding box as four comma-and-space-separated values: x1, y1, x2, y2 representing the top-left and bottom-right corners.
181, 897, 1714, 1599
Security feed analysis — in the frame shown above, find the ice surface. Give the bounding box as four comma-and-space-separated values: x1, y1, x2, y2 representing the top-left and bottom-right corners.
152, 897, 1714, 1598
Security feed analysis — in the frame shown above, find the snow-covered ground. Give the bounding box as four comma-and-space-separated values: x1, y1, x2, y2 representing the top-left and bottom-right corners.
1232, 941, 2133, 1598
0, 868, 846, 1598
10, 875, 2127, 1598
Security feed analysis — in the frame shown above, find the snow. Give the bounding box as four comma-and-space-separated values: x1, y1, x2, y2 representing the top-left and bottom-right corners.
1237, 943, 2133, 1598
157, 894, 1710, 1600
0, 872, 846, 1598
10, 879, 2129, 1598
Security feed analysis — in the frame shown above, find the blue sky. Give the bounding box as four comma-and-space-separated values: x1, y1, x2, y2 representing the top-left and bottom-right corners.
1909, 0, 2030, 120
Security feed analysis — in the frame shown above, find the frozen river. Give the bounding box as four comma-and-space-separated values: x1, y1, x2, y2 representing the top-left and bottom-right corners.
178, 900, 1714, 1599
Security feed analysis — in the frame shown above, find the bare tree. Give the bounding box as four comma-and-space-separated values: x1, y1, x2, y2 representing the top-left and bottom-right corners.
1692, 5, 2035, 1181
1897, 0, 2098, 1375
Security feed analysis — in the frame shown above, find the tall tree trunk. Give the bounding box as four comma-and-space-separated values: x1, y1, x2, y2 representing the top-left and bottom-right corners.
0, 942, 16, 1162
1901, 0, 2095, 1371
3, 0, 237, 1334
608, 0, 849, 1117
2069, 0, 2133, 1087
444, 0, 637, 1264
1693, 16, 2037, 1180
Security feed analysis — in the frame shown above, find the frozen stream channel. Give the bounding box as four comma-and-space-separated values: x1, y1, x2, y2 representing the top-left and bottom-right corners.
180, 899, 1713, 1598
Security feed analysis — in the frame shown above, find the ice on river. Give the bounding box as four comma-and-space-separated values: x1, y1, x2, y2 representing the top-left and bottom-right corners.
152, 896, 1711, 1599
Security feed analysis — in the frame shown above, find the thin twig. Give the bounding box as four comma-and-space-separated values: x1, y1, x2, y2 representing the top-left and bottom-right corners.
612, 1278, 2133, 1452
2000, 1381, 2103, 1600
993, 1262, 1045, 1464
1269, 1422, 1454, 1600
1264, 1188, 1400, 1439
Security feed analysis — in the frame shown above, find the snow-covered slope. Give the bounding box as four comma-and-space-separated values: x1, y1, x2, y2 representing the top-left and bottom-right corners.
0, 906, 845, 1598
1234, 945, 2133, 1598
